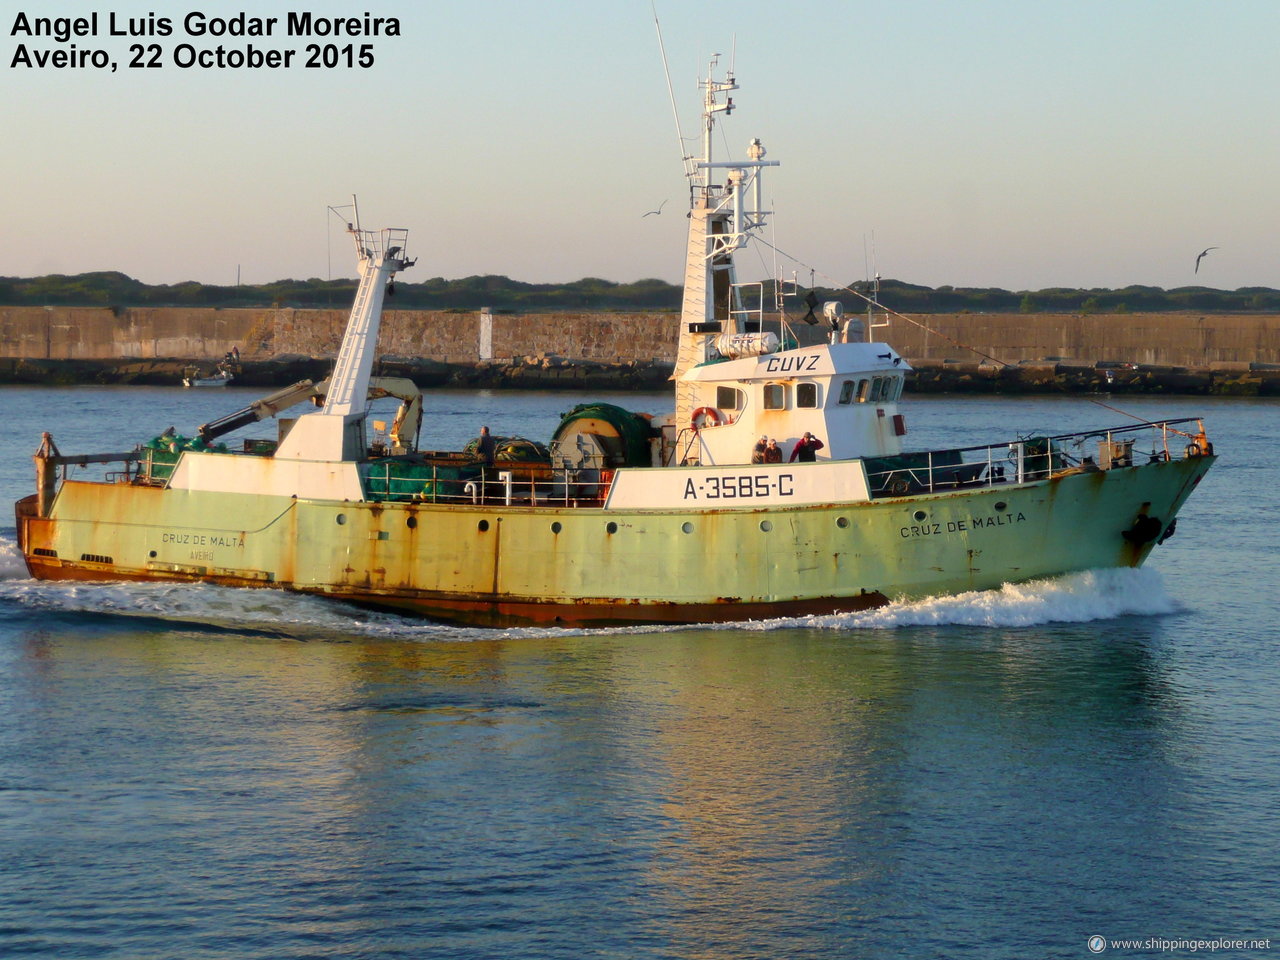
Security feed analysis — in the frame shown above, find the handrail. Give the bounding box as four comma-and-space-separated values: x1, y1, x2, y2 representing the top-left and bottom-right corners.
949, 417, 1203, 455
668, 426, 702, 466
36, 415, 1207, 514
863, 417, 1205, 499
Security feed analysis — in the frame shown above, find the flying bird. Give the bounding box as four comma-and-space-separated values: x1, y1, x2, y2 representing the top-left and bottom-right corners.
642, 199, 668, 218
1195, 246, 1218, 274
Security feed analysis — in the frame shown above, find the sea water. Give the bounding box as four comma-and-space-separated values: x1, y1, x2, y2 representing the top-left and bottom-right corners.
1, 386, 1277, 959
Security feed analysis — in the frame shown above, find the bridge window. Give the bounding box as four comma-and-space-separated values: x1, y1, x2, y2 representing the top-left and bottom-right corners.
873, 376, 901, 402
717, 386, 745, 411
838, 380, 856, 404
857, 379, 871, 402
797, 382, 820, 408
763, 383, 788, 410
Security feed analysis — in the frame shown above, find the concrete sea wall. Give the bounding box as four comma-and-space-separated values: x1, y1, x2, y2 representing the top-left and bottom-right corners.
2, 305, 1278, 393
0, 306, 679, 364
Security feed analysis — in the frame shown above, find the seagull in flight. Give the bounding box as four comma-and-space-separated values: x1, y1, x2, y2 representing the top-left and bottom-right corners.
642, 199, 668, 218
1195, 246, 1218, 274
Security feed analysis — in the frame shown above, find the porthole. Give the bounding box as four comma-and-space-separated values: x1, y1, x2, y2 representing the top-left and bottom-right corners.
913, 510, 927, 522
606, 521, 618, 535
406, 516, 418, 529
760, 520, 773, 533
551, 521, 563, 534
681, 522, 694, 534
148, 550, 157, 558
994, 501, 1008, 512
836, 516, 850, 529
336, 513, 347, 525
478, 519, 490, 532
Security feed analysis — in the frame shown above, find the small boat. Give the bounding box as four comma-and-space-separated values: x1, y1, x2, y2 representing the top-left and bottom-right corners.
15, 59, 1215, 626
183, 361, 236, 387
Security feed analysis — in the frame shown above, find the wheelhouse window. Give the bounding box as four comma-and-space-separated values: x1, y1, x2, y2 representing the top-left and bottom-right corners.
839, 378, 891, 403
716, 386, 745, 411
763, 383, 788, 410
796, 382, 820, 408
866, 376, 902, 403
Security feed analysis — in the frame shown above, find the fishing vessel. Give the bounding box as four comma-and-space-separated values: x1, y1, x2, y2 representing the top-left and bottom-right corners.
15, 63, 1215, 626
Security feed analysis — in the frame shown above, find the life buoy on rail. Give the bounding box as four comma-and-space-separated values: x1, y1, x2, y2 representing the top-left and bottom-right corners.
1184, 433, 1214, 458
691, 406, 722, 430
886, 477, 911, 496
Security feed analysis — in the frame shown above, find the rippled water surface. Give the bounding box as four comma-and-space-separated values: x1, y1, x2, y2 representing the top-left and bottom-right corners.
1, 386, 1277, 959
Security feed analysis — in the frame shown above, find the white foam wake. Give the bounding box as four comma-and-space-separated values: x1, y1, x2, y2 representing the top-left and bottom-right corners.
0, 531, 27, 580
0, 520, 1177, 641
741, 567, 1179, 631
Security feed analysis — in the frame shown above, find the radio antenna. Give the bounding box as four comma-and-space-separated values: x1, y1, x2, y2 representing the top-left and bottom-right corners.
651, 2, 694, 178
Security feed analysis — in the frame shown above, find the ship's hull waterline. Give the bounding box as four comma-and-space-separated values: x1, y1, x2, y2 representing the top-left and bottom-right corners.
17, 454, 1212, 627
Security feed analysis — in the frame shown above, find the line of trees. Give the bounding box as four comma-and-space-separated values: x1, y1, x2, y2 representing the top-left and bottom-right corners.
1, 271, 1277, 314
857, 280, 1280, 314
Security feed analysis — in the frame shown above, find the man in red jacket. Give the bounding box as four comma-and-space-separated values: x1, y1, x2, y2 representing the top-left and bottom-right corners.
789, 432, 825, 462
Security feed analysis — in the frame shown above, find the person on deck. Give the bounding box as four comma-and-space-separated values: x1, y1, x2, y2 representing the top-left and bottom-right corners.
789, 432, 825, 462
751, 436, 767, 464
476, 425, 496, 466
764, 438, 783, 463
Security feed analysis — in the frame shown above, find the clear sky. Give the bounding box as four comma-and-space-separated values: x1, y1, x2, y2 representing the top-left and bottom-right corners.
3, 0, 1276, 292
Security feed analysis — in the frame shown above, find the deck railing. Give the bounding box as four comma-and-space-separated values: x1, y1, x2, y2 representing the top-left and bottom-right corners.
362, 460, 615, 508
34, 416, 1208, 515
863, 417, 1207, 498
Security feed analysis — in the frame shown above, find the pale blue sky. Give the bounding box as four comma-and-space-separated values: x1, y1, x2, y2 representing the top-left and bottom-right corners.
3, 0, 1276, 291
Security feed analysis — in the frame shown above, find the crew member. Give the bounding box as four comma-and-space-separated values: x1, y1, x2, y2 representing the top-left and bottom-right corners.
789, 432, 825, 462
476, 425, 496, 466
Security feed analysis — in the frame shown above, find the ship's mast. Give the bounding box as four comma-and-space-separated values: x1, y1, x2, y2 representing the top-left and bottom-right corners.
275, 206, 414, 462
672, 59, 779, 428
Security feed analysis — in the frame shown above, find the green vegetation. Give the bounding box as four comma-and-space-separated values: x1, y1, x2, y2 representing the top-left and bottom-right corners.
836, 280, 1280, 314
1, 271, 1277, 313
0, 272, 683, 312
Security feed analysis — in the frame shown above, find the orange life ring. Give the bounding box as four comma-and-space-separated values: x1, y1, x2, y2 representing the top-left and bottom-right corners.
691, 406, 722, 430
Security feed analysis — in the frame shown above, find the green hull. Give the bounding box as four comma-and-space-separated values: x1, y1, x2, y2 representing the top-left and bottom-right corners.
18, 454, 1213, 626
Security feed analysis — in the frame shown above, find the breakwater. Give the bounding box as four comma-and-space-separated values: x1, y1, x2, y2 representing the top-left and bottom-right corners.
0, 354, 679, 391
2, 305, 1278, 394
4, 354, 1277, 395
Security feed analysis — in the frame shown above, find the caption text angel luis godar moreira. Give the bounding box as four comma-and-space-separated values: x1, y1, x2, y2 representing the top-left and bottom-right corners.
10, 11, 401, 70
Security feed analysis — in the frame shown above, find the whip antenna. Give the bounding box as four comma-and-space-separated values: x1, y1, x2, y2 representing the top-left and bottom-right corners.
652, 2, 694, 179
